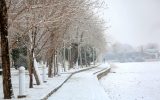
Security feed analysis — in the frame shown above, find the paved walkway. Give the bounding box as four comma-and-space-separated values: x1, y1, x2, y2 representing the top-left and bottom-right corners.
0, 65, 99, 100
48, 64, 110, 100
0, 68, 70, 100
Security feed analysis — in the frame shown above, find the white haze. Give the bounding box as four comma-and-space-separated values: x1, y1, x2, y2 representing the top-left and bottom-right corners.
103, 0, 160, 47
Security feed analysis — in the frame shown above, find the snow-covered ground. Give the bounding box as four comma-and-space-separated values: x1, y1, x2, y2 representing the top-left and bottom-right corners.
100, 62, 160, 100
0, 64, 99, 100
0, 67, 70, 100
48, 63, 110, 100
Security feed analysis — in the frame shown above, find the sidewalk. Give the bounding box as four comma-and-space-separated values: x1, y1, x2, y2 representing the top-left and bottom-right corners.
0, 68, 70, 100
0, 65, 97, 100
48, 63, 110, 100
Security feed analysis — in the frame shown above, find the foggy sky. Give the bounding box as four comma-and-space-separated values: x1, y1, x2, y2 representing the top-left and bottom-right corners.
103, 0, 160, 47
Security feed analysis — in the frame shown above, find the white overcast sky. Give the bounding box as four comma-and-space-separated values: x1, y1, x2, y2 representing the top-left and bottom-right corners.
102, 0, 160, 47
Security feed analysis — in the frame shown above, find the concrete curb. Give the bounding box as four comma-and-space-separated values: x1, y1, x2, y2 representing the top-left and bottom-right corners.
41, 65, 99, 100
93, 67, 111, 80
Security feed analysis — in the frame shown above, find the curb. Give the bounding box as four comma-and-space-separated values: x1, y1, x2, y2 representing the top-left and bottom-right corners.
41, 65, 99, 100
93, 67, 111, 80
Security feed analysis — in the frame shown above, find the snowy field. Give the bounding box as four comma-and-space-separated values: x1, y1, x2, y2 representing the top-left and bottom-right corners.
100, 62, 160, 100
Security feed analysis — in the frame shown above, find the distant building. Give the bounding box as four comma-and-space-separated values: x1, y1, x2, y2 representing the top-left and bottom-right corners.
144, 49, 160, 59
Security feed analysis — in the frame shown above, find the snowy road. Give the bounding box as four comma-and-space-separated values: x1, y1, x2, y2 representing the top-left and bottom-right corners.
48, 64, 110, 100
100, 62, 160, 100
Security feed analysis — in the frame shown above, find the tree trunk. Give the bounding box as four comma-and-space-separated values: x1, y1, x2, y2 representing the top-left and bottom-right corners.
55, 52, 58, 75
54, 52, 58, 76
28, 52, 34, 88
68, 47, 72, 69
85, 49, 87, 67
55, 54, 58, 75
0, 0, 13, 98
53, 53, 56, 76
70, 47, 74, 69
79, 47, 82, 68
48, 54, 53, 77
94, 49, 96, 65
77, 44, 79, 68
28, 28, 41, 87
28, 50, 41, 88
93, 48, 95, 65
63, 42, 66, 71
56, 52, 60, 75
33, 59, 41, 85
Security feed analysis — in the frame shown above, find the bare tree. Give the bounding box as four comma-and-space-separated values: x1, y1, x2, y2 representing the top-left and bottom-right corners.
0, 0, 13, 99
3, 0, 107, 90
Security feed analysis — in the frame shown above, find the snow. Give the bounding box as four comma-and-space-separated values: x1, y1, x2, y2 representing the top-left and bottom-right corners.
0, 63, 102, 100
48, 63, 110, 100
0, 67, 69, 100
100, 62, 160, 100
